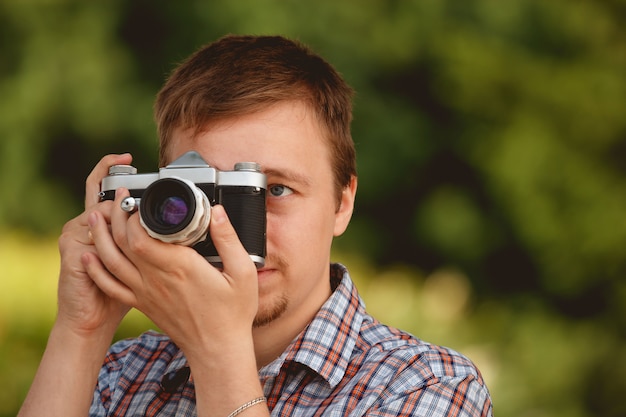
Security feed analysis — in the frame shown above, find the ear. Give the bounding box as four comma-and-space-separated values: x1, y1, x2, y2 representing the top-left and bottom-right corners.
333, 176, 358, 237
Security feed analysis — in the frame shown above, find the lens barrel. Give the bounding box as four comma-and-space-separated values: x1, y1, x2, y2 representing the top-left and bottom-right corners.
139, 177, 211, 246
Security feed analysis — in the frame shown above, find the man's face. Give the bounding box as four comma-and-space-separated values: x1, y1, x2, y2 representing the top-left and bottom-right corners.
167, 101, 355, 329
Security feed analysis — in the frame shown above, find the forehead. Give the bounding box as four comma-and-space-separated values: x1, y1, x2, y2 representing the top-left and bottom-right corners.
166, 101, 332, 173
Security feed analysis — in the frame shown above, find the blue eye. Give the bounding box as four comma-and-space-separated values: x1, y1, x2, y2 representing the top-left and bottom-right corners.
269, 185, 293, 197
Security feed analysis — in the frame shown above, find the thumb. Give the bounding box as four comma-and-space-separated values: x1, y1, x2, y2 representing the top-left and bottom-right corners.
209, 205, 257, 280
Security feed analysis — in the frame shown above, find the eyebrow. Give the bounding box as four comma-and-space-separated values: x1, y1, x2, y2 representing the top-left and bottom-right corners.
262, 168, 312, 187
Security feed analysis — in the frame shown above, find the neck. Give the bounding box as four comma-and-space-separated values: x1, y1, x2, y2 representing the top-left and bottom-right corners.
252, 279, 332, 369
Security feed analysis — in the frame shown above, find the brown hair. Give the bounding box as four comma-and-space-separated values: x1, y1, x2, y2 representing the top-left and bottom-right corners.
154, 35, 356, 205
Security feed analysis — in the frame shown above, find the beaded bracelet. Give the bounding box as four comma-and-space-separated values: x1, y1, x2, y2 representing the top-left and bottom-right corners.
226, 396, 267, 417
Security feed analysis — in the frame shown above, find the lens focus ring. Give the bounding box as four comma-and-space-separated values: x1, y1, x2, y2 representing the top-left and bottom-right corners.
139, 177, 211, 246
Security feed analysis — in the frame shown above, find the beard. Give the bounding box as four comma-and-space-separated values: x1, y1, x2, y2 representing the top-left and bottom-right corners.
253, 294, 289, 328
252, 253, 289, 328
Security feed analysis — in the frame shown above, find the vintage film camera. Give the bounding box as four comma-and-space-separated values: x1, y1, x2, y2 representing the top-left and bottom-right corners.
100, 151, 266, 267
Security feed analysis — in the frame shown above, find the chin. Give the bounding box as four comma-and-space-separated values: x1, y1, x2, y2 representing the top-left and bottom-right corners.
253, 295, 289, 328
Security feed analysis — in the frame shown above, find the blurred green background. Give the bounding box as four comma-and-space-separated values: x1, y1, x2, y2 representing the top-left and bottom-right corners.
1, 1, 625, 416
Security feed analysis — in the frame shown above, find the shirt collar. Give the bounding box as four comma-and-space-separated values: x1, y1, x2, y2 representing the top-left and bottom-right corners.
261, 263, 365, 388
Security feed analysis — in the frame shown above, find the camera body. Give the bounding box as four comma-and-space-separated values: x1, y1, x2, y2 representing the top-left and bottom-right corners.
100, 151, 266, 268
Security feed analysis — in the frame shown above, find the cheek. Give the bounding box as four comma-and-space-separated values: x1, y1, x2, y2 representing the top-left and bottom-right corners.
265, 207, 335, 256
265, 214, 298, 253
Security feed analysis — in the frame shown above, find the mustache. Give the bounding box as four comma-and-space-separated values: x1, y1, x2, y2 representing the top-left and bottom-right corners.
260, 252, 288, 271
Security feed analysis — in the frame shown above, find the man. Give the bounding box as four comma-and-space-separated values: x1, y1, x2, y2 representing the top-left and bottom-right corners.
18, 35, 492, 416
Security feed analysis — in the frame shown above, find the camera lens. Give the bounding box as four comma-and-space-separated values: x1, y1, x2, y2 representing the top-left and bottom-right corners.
157, 196, 189, 226
139, 177, 211, 246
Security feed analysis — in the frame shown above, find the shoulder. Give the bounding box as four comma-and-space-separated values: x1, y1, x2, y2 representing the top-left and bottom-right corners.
359, 317, 484, 384
355, 318, 492, 415
330, 264, 487, 390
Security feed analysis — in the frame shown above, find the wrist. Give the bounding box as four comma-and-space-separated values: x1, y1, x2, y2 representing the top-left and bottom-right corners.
18, 319, 114, 417
50, 318, 116, 358
185, 333, 267, 417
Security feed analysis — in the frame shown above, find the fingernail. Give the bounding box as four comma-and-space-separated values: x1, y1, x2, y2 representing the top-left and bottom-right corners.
88, 212, 97, 228
212, 204, 226, 224
115, 187, 127, 199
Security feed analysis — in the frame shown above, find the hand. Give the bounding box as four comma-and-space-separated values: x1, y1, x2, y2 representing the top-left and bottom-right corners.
84, 187, 259, 358
56, 153, 133, 337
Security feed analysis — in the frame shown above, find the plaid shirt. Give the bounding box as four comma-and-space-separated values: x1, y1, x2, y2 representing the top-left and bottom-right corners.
90, 264, 492, 416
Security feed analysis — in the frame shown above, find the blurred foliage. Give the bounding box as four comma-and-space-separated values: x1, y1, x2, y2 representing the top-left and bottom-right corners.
1, 0, 625, 416
0, 233, 156, 416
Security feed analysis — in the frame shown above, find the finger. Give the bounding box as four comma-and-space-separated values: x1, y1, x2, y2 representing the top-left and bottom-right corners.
109, 187, 133, 250
81, 251, 138, 307
85, 153, 133, 209
88, 207, 140, 291
107, 187, 169, 282
60, 206, 110, 248
209, 205, 256, 283
108, 187, 158, 262
109, 186, 187, 269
